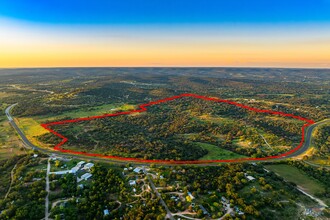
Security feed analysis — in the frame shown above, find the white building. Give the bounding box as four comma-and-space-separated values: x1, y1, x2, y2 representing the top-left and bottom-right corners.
83, 163, 94, 171
77, 173, 92, 182
71, 166, 80, 174
246, 175, 256, 181
129, 180, 136, 186
133, 167, 142, 173
77, 161, 85, 167
50, 170, 71, 175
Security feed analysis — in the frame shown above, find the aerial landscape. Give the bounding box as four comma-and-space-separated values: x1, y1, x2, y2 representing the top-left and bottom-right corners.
0, 1, 330, 220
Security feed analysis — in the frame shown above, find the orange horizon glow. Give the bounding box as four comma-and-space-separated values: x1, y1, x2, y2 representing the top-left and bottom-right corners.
1, 18, 330, 68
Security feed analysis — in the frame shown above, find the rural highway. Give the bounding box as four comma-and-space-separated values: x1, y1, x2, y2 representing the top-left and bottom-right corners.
287, 118, 330, 158
4, 103, 330, 165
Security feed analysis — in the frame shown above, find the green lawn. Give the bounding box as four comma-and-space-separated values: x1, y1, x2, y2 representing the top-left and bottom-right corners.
265, 164, 325, 195
37, 103, 120, 122
196, 142, 246, 160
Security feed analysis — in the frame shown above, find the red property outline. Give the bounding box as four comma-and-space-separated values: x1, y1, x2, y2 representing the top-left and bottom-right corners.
41, 93, 315, 164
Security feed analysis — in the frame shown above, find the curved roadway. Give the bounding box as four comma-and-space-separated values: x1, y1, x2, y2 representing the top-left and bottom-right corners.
5, 103, 330, 165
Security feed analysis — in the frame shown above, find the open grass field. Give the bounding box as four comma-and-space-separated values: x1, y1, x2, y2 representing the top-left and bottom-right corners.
0, 118, 25, 160
14, 117, 50, 147
265, 164, 326, 195
36, 103, 120, 122
196, 142, 246, 160
12, 103, 129, 148
36, 103, 136, 123
0, 147, 25, 160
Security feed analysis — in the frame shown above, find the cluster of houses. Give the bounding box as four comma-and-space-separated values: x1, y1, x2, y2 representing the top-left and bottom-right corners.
123, 166, 145, 195
50, 159, 94, 183
305, 207, 323, 217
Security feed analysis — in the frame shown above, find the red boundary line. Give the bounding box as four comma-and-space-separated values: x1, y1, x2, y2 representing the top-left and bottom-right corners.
41, 93, 315, 164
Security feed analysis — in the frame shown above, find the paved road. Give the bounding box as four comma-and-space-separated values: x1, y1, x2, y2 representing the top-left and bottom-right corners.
5, 104, 48, 153
288, 119, 330, 158
5, 103, 16, 121
4, 104, 131, 165
4, 103, 329, 165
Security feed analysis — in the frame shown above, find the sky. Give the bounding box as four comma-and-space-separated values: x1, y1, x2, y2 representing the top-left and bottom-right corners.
1, 0, 330, 68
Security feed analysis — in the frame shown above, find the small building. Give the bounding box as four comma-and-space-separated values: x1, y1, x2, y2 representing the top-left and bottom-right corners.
79, 173, 92, 182
235, 206, 245, 215
77, 161, 85, 166
129, 180, 136, 186
103, 209, 109, 216
33, 154, 38, 158
246, 176, 256, 181
221, 196, 228, 203
133, 167, 142, 173
83, 163, 94, 171
71, 166, 80, 174
78, 184, 84, 189
50, 170, 71, 175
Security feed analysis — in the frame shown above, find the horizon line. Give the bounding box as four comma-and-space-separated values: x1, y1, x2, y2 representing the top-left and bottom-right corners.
1, 66, 329, 70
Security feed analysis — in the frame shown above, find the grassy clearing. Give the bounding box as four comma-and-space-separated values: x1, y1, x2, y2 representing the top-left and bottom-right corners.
196, 142, 246, 160
308, 158, 330, 166
8, 103, 136, 150
37, 103, 136, 123
15, 117, 50, 147
0, 118, 25, 160
196, 115, 236, 125
37, 103, 119, 122
265, 164, 325, 195
0, 147, 25, 160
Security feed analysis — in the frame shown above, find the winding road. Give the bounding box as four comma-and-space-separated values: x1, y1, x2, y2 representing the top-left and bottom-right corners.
4, 103, 330, 164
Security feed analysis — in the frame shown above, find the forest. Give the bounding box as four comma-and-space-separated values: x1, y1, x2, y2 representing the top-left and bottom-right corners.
38, 96, 305, 161
313, 124, 330, 155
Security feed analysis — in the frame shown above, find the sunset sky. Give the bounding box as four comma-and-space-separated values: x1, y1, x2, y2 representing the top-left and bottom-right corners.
1, 0, 330, 68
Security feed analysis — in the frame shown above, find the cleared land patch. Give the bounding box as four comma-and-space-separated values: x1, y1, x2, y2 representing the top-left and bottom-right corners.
197, 142, 245, 160
265, 164, 325, 195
